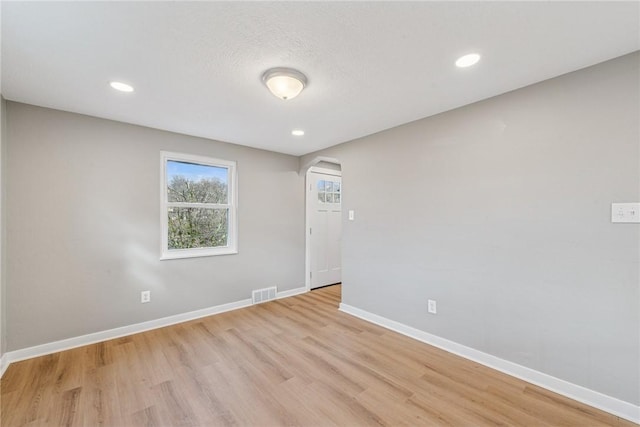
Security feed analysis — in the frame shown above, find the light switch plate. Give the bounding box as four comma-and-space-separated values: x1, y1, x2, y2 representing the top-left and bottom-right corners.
348, 210, 355, 221
611, 203, 640, 223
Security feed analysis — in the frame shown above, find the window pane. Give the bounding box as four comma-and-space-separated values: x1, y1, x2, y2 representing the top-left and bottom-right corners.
334, 193, 341, 203
326, 181, 334, 192
318, 192, 325, 203
326, 193, 334, 203
167, 160, 228, 203
317, 180, 325, 192
334, 182, 341, 193
168, 207, 228, 250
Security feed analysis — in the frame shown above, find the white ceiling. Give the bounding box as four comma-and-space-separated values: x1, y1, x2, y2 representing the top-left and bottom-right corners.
2, 2, 639, 156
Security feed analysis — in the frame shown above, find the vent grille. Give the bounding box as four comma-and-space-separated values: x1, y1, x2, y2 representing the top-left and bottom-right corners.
252, 286, 277, 304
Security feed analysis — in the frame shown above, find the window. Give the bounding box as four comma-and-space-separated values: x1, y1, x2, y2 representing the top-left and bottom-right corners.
317, 179, 341, 204
160, 151, 237, 259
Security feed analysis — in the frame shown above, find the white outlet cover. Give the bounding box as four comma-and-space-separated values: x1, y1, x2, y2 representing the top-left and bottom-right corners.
428, 299, 437, 314
611, 202, 640, 223
141, 290, 151, 303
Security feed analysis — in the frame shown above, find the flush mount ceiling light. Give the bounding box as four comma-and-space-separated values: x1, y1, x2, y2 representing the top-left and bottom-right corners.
291, 129, 305, 136
262, 68, 307, 100
455, 53, 481, 68
109, 81, 134, 92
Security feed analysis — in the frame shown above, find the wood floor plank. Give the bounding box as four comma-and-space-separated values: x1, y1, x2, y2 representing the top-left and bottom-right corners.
1, 285, 637, 426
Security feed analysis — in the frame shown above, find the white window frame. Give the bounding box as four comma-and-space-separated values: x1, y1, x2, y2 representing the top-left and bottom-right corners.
160, 151, 238, 260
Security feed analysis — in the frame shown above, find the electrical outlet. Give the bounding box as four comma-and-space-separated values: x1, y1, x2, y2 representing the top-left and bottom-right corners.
141, 290, 151, 303
611, 202, 640, 223
428, 299, 437, 314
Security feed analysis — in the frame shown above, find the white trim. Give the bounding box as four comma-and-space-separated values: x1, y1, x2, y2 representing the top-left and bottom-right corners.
0, 287, 309, 378
309, 166, 342, 177
160, 151, 238, 260
277, 286, 307, 299
299, 156, 341, 175
0, 353, 8, 378
305, 170, 312, 292
339, 303, 640, 424
3, 298, 253, 367
305, 167, 342, 292
160, 247, 238, 261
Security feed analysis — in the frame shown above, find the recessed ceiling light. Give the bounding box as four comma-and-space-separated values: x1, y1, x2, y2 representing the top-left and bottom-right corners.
262, 68, 307, 100
455, 53, 481, 68
109, 81, 134, 92
291, 129, 305, 136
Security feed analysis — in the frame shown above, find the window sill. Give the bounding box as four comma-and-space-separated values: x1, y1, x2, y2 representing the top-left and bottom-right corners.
160, 248, 238, 260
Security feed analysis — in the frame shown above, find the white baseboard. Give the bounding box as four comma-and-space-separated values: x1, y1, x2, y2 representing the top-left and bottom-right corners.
277, 286, 307, 299
0, 353, 8, 378
4, 298, 254, 367
0, 287, 309, 378
339, 303, 640, 424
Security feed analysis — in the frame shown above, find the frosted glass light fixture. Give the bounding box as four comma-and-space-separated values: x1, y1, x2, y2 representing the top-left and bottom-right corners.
262, 68, 307, 100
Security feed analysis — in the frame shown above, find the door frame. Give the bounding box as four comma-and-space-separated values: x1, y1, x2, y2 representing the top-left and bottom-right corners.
305, 164, 342, 291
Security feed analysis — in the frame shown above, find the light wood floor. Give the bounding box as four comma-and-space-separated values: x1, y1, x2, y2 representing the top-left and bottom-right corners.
1, 285, 637, 426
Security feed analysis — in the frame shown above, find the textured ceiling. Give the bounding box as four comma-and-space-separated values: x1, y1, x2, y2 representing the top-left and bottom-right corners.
2, 2, 639, 156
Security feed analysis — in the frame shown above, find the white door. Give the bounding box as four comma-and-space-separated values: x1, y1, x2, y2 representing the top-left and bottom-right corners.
309, 172, 342, 289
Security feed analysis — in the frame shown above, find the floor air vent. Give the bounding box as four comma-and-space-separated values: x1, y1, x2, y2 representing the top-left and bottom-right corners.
252, 286, 277, 304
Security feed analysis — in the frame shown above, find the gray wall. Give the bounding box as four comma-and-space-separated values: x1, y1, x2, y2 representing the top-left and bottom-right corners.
301, 52, 640, 405
6, 102, 305, 351
0, 96, 6, 357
